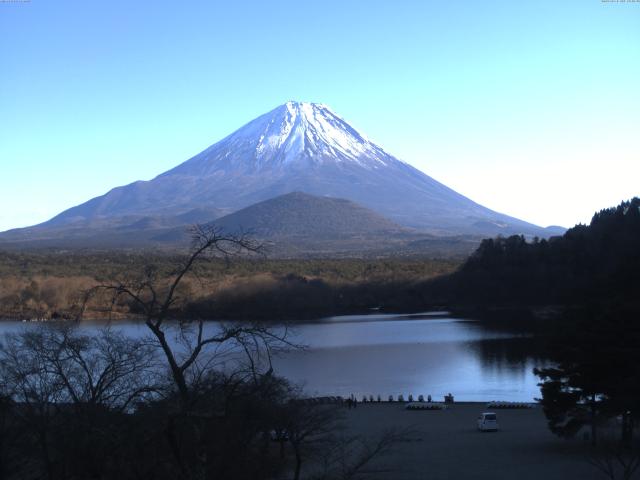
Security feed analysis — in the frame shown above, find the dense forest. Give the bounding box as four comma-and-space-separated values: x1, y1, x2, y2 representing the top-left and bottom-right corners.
429, 197, 640, 315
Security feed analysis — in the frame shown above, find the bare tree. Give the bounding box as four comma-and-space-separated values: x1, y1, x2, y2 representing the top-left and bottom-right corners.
588, 429, 640, 480
0, 323, 158, 480
81, 225, 293, 404
273, 396, 411, 480
279, 403, 343, 480
1, 326, 70, 480
314, 428, 411, 480
81, 225, 297, 480
0, 395, 20, 480
1, 324, 157, 410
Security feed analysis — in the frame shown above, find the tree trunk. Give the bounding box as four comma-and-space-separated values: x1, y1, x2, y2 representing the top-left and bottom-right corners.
165, 415, 188, 478
38, 429, 55, 480
590, 395, 597, 446
147, 322, 190, 405
621, 411, 632, 448
192, 421, 207, 480
293, 446, 302, 480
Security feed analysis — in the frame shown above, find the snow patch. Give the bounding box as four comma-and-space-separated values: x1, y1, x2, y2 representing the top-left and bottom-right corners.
225, 101, 396, 170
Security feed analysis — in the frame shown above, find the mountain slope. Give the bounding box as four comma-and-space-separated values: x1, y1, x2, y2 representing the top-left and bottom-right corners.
0, 192, 481, 257
2, 101, 558, 245
211, 191, 406, 238
151, 192, 435, 256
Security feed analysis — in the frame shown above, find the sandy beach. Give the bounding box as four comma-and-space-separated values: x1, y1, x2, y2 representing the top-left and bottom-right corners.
339, 402, 602, 480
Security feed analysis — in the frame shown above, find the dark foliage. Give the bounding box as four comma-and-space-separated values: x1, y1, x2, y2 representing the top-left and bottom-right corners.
184, 273, 443, 321
534, 305, 640, 447
431, 197, 640, 310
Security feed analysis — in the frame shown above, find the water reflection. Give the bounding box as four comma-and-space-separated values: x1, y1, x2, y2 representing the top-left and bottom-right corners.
467, 336, 549, 370
0, 314, 550, 402
273, 315, 549, 402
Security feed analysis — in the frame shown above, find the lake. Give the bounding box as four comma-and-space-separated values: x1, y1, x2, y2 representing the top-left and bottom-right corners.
0, 312, 548, 402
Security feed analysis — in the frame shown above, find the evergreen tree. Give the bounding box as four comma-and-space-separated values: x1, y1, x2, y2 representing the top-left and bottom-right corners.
536, 306, 640, 446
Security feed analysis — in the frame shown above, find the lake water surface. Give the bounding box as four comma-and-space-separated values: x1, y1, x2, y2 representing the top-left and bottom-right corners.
0, 312, 548, 402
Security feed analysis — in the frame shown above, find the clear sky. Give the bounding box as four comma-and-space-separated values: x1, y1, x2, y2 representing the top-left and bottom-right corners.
1, 0, 638, 232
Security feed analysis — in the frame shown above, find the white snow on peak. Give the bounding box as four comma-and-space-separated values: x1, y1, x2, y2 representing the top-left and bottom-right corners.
228, 101, 393, 169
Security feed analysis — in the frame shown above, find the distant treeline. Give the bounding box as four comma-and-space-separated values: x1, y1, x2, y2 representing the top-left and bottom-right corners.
0, 254, 458, 320
428, 197, 640, 313
182, 273, 439, 321
0, 252, 459, 281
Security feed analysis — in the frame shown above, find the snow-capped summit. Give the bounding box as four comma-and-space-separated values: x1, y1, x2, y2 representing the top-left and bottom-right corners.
15, 101, 553, 239
165, 101, 394, 176
253, 101, 387, 167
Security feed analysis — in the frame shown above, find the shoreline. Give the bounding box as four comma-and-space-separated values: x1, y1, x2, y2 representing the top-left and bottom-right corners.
0, 309, 456, 324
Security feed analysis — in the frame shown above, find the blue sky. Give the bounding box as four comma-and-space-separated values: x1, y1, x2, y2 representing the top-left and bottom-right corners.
1, 0, 638, 231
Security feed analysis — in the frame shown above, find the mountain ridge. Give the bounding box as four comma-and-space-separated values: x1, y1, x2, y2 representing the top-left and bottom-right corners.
1, 101, 563, 250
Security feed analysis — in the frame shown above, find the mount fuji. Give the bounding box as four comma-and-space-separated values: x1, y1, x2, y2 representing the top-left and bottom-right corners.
1, 101, 561, 250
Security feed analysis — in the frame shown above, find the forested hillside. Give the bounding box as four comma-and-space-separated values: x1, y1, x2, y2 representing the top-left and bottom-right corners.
434, 198, 640, 309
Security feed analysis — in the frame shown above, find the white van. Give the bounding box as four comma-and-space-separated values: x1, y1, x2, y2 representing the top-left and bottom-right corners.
477, 412, 499, 431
